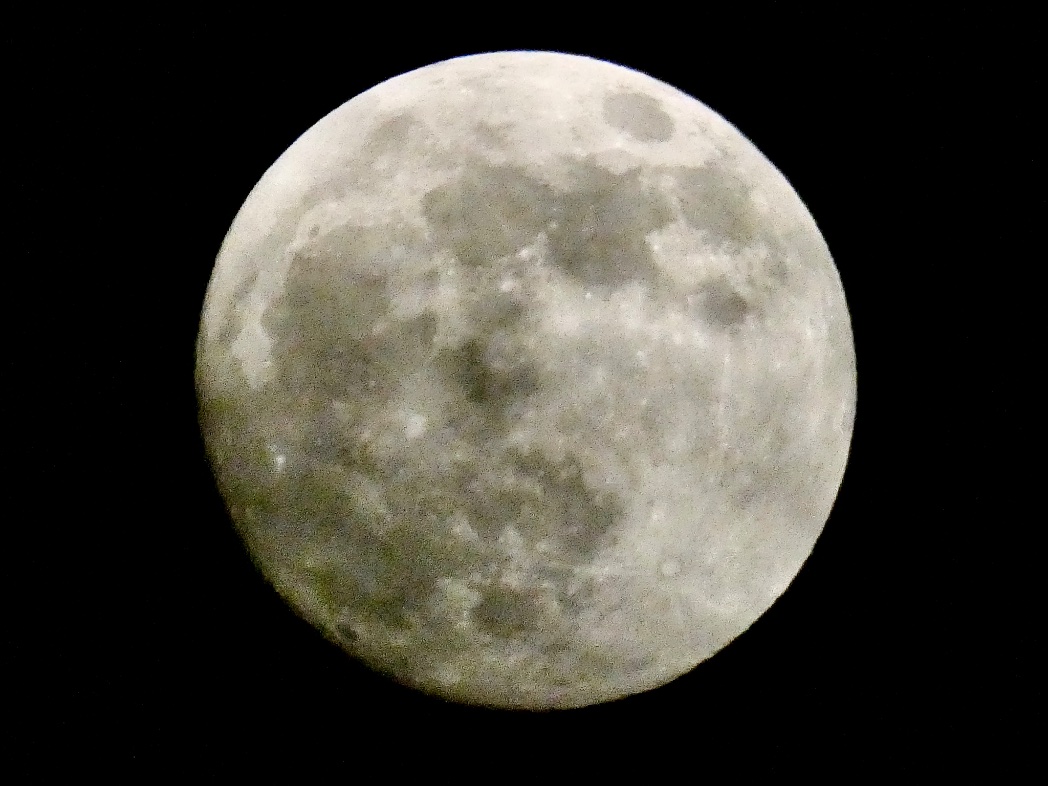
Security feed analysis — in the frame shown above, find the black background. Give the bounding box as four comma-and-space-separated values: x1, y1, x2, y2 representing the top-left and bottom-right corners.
7, 8, 1039, 776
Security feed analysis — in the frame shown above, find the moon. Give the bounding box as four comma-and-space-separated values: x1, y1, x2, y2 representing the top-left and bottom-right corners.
196, 51, 856, 710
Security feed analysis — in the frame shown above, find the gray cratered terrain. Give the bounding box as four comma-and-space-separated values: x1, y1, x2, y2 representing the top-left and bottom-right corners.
196, 51, 856, 709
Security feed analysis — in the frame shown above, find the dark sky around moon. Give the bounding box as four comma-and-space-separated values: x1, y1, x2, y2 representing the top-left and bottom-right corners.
6, 10, 1038, 776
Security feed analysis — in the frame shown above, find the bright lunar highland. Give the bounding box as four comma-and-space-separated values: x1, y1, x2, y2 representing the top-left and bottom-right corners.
196, 51, 856, 709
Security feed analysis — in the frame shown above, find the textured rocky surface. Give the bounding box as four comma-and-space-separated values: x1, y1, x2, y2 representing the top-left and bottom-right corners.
196, 52, 855, 709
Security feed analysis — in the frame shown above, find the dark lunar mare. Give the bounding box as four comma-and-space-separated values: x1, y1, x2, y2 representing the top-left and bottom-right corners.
206, 215, 636, 682
421, 161, 557, 268
419, 153, 788, 333
602, 90, 676, 143
546, 159, 674, 291
421, 155, 675, 293
202, 149, 799, 692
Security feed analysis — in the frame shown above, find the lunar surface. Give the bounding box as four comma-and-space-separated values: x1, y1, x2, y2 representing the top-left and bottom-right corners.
196, 51, 856, 709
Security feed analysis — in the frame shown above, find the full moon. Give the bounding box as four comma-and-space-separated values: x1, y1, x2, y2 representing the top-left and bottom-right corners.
196, 51, 856, 709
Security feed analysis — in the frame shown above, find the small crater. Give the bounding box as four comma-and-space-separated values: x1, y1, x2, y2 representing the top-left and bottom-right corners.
472, 585, 542, 638
603, 90, 675, 143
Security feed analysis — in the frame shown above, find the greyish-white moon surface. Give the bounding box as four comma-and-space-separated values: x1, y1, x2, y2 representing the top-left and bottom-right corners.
196, 51, 856, 710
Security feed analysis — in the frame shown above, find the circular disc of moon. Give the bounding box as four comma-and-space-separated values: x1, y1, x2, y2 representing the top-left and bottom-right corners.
196, 51, 856, 710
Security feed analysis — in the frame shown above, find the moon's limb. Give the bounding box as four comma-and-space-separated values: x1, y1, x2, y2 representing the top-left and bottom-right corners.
196, 51, 856, 709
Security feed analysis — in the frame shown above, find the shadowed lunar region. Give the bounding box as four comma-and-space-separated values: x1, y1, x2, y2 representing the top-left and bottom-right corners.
196, 51, 856, 709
